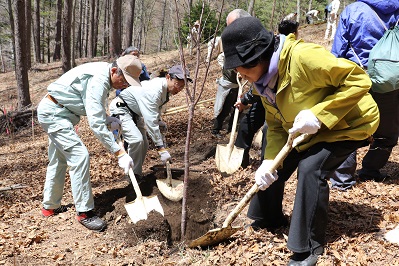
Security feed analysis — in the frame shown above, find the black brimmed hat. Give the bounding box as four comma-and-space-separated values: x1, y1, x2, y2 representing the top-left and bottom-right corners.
221, 16, 275, 69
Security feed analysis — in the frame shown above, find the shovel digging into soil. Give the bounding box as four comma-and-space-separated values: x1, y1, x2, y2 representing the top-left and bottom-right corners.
215, 76, 248, 175
156, 135, 184, 201
189, 133, 309, 248
114, 132, 164, 223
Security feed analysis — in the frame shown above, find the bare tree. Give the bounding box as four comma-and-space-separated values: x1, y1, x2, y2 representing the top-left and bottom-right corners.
87, 0, 95, 58
7, 0, 15, 67
248, 0, 255, 16
102, 0, 111, 56
32, 0, 41, 63
158, 0, 167, 52
71, 0, 77, 67
13, 0, 31, 109
93, 0, 101, 55
24, 0, 32, 69
173, 0, 224, 239
124, 0, 136, 49
62, 0, 73, 72
110, 0, 122, 56
53, 0, 62, 61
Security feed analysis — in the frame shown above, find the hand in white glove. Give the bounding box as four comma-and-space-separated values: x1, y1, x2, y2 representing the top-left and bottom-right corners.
158, 120, 168, 133
118, 153, 134, 174
255, 159, 279, 191
158, 148, 171, 163
289, 109, 321, 134
106, 116, 122, 131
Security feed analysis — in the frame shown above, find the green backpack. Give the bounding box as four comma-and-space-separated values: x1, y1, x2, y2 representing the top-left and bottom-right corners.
367, 10, 399, 93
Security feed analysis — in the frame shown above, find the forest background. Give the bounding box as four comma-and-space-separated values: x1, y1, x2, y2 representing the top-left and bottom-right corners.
0, 0, 356, 112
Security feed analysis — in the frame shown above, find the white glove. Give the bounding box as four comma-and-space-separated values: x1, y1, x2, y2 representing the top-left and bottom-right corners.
106, 116, 122, 131
289, 109, 321, 134
158, 148, 171, 163
158, 120, 168, 133
118, 153, 134, 174
255, 159, 279, 191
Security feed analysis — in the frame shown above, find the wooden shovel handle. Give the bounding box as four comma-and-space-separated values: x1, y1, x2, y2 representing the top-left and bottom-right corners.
222, 133, 308, 228
226, 76, 248, 152
114, 132, 143, 200
166, 161, 173, 185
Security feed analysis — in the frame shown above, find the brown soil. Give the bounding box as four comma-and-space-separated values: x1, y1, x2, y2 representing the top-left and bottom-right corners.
1, 23, 399, 265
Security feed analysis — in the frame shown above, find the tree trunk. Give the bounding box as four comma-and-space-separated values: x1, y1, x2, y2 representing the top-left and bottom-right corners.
84, 0, 89, 57
24, 0, 32, 69
53, 0, 62, 61
71, 0, 77, 67
77, 0, 83, 58
93, 0, 101, 56
247, 0, 255, 16
308, 0, 312, 11
124, 0, 135, 48
33, 0, 41, 63
110, 0, 122, 56
270, 0, 277, 31
13, 0, 31, 110
7, 0, 16, 69
296, 0, 301, 23
46, 2, 51, 63
62, 0, 73, 73
158, 0, 167, 52
87, 0, 95, 58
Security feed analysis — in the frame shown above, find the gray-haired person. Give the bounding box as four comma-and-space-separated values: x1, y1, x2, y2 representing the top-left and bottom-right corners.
37, 55, 142, 231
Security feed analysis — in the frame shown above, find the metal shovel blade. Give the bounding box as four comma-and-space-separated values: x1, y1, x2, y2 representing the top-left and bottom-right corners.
188, 225, 242, 248
156, 179, 183, 201
215, 77, 247, 175
215, 144, 245, 175
124, 195, 165, 224
156, 161, 184, 201
124, 168, 164, 224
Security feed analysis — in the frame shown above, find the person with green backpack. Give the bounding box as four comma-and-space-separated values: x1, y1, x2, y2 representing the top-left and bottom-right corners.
331, 0, 399, 184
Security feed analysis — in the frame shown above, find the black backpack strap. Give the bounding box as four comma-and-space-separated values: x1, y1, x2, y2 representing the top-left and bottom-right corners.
117, 95, 138, 124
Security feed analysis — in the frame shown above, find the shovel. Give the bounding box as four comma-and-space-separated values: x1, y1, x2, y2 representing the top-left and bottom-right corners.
189, 133, 309, 248
124, 167, 165, 223
215, 76, 248, 175
156, 161, 184, 201
114, 132, 164, 223
156, 135, 184, 201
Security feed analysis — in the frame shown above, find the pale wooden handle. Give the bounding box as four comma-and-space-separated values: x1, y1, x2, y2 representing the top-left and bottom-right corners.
129, 167, 143, 199
222, 133, 308, 228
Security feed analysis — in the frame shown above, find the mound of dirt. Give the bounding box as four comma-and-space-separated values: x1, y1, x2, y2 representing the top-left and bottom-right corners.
98, 169, 216, 247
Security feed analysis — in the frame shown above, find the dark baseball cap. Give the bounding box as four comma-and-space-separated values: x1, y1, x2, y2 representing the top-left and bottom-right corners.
169, 65, 192, 82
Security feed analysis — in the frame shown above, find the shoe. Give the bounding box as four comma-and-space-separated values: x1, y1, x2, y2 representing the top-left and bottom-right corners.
288, 252, 319, 266
211, 130, 223, 139
359, 172, 388, 182
41, 205, 69, 217
76, 210, 106, 231
247, 216, 289, 232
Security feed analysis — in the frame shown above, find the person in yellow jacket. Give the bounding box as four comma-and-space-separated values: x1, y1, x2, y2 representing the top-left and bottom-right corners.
221, 17, 379, 266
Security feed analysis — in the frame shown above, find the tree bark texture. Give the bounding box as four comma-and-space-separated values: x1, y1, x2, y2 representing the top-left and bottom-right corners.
62, 0, 73, 73
33, 0, 41, 63
110, 0, 122, 56
124, 0, 135, 49
53, 0, 62, 61
24, 0, 32, 69
13, 0, 31, 109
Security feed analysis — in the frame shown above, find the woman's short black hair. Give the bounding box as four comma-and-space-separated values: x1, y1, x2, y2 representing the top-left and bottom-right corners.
278, 20, 299, 36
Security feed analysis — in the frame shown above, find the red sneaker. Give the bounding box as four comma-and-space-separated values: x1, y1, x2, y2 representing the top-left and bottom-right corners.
41, 206, 69, 217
